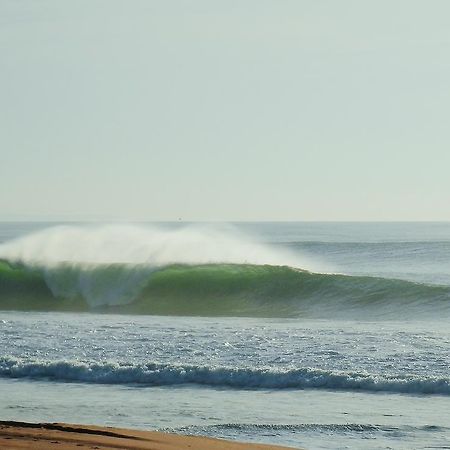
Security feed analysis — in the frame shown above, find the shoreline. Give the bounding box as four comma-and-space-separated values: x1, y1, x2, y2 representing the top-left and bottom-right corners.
0, 421, 298, 450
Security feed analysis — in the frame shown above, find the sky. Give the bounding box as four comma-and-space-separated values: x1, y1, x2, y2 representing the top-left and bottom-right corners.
1, 0, 449, 221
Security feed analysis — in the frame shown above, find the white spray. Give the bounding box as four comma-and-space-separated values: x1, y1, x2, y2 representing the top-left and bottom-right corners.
0, 224, 318, 307
0, 223, 311, 267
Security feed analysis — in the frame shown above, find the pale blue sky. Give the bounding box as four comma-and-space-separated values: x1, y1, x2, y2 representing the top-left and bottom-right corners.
1, 0, 449, 221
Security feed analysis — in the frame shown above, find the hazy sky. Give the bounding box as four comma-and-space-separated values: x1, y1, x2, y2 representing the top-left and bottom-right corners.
1, 0, 449, 221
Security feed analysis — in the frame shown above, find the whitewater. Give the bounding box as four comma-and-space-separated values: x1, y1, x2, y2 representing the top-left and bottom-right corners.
1, 222, 449, 449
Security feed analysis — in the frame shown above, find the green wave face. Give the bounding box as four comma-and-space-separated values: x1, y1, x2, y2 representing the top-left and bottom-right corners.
0, 260, 87, 311
1, 260, 449, 318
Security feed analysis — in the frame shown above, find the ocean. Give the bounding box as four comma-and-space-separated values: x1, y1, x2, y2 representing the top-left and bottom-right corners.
0, 222, 449, 449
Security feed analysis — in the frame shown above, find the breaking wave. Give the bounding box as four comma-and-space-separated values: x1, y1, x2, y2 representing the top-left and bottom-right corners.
1, 357, 449, 395
0, 225, 449, 318
1, 260, 449, 318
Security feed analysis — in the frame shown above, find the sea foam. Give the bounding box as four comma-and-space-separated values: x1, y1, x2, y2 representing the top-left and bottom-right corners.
1, 357, 449, 395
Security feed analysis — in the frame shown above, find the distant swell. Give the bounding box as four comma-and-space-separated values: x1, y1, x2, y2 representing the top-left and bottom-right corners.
1, 260, 450, 318
1, 357, 449, 395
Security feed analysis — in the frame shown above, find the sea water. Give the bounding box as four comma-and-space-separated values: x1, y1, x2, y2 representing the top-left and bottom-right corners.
0, 222, 449, 449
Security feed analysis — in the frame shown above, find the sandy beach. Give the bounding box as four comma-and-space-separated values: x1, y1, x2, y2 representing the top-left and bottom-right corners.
0, 421, 297, 450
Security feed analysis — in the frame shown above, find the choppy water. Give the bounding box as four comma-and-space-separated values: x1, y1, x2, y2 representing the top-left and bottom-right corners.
0, 222, 449, 449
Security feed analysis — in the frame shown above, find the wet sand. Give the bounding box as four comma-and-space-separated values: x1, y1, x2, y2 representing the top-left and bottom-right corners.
0, 421, 298, 450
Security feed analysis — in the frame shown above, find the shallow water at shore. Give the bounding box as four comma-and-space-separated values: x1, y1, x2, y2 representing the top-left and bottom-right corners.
1, 312, 450, 449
